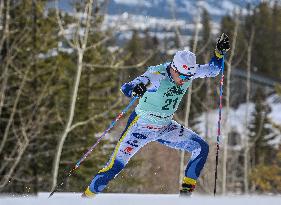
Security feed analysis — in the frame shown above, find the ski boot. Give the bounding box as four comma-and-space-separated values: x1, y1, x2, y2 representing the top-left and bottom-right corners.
179, 177, 196, 197
81, 186, 96, 198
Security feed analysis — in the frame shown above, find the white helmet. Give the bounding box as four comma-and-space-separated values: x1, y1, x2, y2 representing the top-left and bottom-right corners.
171, 50, 197, 76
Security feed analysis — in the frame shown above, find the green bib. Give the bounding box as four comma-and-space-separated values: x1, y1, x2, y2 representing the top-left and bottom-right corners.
135, 78, 191, 125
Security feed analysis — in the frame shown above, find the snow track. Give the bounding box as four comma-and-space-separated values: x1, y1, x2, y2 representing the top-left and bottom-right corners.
1, 193, 281, 205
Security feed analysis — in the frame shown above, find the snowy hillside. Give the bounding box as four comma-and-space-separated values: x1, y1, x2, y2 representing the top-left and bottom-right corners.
1, 193, 281, 205
56, 0, 262, 20
53, 0, 263, 42
108, 0, 261, 21
195, 94, 281, 146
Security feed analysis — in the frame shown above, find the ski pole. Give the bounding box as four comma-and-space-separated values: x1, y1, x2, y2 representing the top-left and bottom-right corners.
48, 97, 138, 198
214, 56, 225, 196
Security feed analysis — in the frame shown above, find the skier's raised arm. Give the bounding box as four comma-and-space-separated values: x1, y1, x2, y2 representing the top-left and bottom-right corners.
193, 33, 230, 79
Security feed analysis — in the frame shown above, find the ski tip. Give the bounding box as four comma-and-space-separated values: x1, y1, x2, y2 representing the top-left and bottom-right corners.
48, 191, 55, 198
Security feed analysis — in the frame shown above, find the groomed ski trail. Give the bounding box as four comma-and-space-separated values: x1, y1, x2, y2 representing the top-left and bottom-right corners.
1, 193, 281, 205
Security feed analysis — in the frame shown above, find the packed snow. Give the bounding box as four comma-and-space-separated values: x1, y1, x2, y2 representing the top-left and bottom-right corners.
1, 193, 281, 205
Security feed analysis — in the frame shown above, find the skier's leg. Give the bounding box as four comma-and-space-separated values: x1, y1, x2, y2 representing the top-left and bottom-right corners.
157, 121, 209, 192
84, 111, 154, 196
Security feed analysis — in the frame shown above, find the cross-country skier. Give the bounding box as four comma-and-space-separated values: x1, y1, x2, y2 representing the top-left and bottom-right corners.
82, 33, 230, 197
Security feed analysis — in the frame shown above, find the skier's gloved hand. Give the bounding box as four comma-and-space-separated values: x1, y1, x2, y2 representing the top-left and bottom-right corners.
132, 82, 147, 98
215, 33, 230, 59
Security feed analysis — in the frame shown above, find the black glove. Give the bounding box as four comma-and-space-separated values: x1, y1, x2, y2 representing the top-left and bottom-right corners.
132, 83, 147, 98
216, 33, 230, 55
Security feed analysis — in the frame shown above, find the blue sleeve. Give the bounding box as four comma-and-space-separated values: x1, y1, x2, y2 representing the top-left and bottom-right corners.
120, 64, 166, 97
120, 71, 151, 97
193, 57, 223, 79
120, 82, 135, 97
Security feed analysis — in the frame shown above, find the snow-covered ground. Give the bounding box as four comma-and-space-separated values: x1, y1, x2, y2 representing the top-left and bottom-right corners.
1, 193, 281, 205
195, 94, 281, 146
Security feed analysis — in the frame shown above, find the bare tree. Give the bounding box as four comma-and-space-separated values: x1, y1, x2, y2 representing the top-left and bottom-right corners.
83, 52, 155, 71
0, 12, 33, 155
0, 65, 32, 155
0, 0, 10, 120
51, 0, 154, 191
0, 1, 57, 191
51, 0, 100, 191
221, 11, 239, 194
243, 27, 255, 194
179, 3, 201, 188
168, 0, 183, 48
168, 0, 215, 190
0, 122, 29, 189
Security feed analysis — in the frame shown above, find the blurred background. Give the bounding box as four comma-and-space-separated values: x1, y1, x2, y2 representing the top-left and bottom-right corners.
0, 0, 280, 196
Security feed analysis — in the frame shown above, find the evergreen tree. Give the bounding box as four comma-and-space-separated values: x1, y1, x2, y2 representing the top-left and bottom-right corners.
198, 8, 213, 60
250, 147, 281, 193
252, 3, 273, 75
236, 2, 280, 78
52, 4, 122, 192
233, 2, 281, 78
248, 89, 277, 167
189, 8, 216, 121
125, 30, 144, 66
247, 89, 280, 193
173, 29, 181, 49
0, 0, 60, 193
0, 0, 122, 194
271, 1, 281, 75
276, 84, 281, 96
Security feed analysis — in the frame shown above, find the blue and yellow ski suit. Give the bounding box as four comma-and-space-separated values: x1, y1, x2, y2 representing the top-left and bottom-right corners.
86, 56, 223, 195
